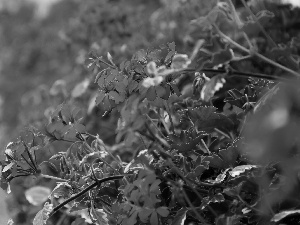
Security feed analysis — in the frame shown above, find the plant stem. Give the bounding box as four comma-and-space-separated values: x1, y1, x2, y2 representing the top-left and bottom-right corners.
97, 57, 117, 69
40, 174, 68, 182
212, 23, 300, 78
201, 139, 211, 155
240, 0, 277, 47
21, 155, 36, 172
182, 188, 209, 225
49, 175, 125, 217
183, 68, 290, 82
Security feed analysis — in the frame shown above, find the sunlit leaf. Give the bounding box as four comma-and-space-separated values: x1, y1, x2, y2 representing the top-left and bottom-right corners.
200, 74, 226, 102
229, 165, 258, 177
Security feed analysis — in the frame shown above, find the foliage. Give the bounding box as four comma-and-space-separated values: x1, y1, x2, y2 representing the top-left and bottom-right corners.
2, 0, 300, 225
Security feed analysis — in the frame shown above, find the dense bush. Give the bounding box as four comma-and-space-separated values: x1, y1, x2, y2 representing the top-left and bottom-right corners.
1, 0, 300, 225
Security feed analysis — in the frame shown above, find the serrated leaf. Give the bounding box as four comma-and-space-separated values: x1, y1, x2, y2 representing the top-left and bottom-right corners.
171, 208, 188, 225
229, 165, 258, 177
25, 186, 51, 206
271, 209, 300, 222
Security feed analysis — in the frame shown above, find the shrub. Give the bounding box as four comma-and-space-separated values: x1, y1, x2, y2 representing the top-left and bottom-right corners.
2, 0, 300, 225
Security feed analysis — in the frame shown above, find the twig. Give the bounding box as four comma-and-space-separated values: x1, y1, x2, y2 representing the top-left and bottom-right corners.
201, 139, 211, 155
40, 174, 68, 182
212, 23, 300, 78
214, 128, 231, 140
182, 68, 290, 82
49, 175, 126, 217
240, 0, 277, 47
145, 114, 166, 137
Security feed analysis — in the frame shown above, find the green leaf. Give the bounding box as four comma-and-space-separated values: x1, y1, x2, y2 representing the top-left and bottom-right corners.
171, 208, 188, 225
33, 202, 53, 225
25, 186, 51, 206
71, 218, 88, 225
223, 182, 244, 197
203, 154, 226, 169
96, 90, 107, 105
90, 205, 109, 225
155, 86, 166, 99
126, 210, 138, 225
200, 74, 226, 102
71, 79, 90, 98
271, 209, 300, 222
146, 86, 157, 101
108, 91, 125, 104
200, 193, 225, 210
150, 211, 159, 225
229, 165, 258, 177
50, 182, 73, 199
138, 208, 153, 223
156, 207, 169, 217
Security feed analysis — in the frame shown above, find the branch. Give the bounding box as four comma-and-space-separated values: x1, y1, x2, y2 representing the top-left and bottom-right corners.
40, 174, 68, 182
49, 175, 125, 217
212, 23, 300, 78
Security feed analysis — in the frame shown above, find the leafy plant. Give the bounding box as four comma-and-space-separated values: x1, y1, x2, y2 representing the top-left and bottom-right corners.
2, 0, 300, 225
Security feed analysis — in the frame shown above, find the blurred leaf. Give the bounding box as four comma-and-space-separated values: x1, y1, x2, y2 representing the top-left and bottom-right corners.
71, 218, 88, 225
71, 79, 90, 98
25, 186, 51, 206
156, 207, 169, 217
33, 202, 53, 225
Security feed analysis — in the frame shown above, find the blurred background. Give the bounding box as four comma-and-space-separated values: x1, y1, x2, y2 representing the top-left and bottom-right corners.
0, 0, 299, 224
